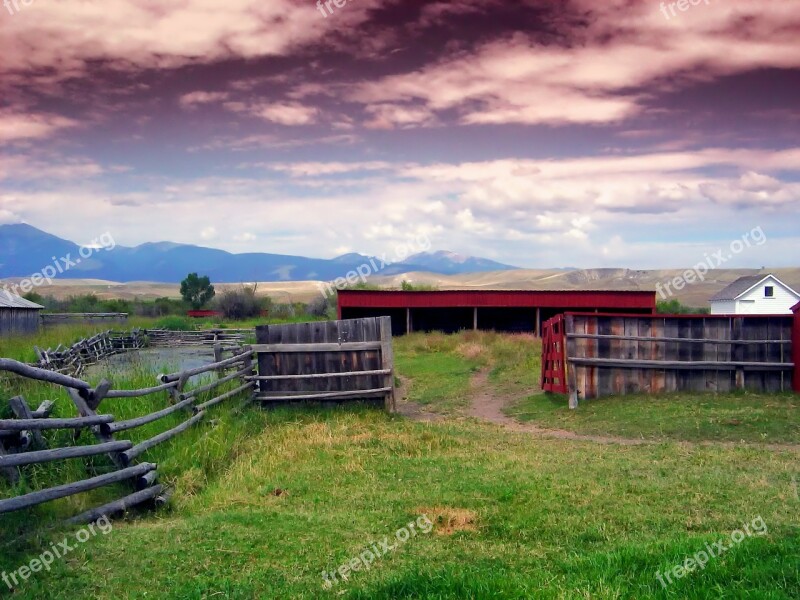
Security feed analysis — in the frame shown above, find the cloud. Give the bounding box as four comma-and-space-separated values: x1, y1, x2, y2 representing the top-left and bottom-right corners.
0, 209, 22, 224
0, 109, 78, 143
364, 104, 439, 129
0, 0, 381, 86
252, 103, 318, 126
179, 91, 230, 108
351, 1, 800, 127
212, 99, 320, 126
699, 173, 800, 209
0, 154, 104, 182
266, 162, 394, 177
190, 133, 357, 153
200, 226, 218, 240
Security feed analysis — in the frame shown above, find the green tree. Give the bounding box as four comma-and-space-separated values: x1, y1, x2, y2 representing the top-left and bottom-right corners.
180, 273, 215, 309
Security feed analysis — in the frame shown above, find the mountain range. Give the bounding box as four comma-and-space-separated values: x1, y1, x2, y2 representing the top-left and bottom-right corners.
0, 224, 518, 283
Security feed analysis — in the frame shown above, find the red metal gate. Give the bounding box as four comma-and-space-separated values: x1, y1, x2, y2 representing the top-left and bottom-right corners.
793, 302, 800, 393
540, 314, 567, 393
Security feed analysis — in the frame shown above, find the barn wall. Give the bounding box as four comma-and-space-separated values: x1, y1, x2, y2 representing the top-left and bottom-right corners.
338, 290, 656, 335
710, 300, 736, 315
0, 308, 41, 336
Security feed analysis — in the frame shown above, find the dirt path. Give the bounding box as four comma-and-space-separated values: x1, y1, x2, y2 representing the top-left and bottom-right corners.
460, 369, 799, 451
467, 370, 651, 445
396, 368, 798, 451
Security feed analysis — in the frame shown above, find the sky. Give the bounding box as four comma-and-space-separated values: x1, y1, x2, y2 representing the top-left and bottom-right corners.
1, 0, 799, 269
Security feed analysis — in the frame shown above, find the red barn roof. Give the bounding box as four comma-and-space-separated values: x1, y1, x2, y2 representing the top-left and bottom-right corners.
338, 289, 656, 310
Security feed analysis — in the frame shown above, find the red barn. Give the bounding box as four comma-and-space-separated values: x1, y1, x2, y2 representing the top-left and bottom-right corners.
337, 289, 656, 336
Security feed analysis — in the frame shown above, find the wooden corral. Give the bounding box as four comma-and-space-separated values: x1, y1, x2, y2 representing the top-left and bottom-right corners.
541, 312, 796, 406
0, 294, 43, 336
251, 317, 396, 411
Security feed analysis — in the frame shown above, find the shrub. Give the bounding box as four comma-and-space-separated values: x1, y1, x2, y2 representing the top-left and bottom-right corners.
215, 285, 263, 320
306, 294, 337, 318
400, 280, 439, 291
656, 299, 710, 314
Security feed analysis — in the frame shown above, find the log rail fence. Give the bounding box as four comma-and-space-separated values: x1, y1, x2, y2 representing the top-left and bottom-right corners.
0, 348, 256, 523
1, 319, 394, 524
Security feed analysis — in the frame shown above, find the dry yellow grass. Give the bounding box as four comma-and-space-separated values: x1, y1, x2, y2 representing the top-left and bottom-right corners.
416, 506, 479, 535
455, 342, 486, 360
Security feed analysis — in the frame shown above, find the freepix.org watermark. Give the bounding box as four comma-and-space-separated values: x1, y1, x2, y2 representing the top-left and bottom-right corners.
322, 514, 433, 589
655, 515, 767, 589
4, 0, 34, 16
1, 232, 116, 301
317, 232, 431, 298
659, 0, 713, 21
316, 0, 351, 19
655, 226, 766, 300
2, 516, 113, 591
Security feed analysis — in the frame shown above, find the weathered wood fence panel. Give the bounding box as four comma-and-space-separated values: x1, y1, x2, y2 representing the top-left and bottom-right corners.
541, 312, 796, 406
252, 317, 396, 411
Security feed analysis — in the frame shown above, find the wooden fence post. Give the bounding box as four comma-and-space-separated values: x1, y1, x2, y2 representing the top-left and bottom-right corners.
213, 343, 223, 379
9, 396, 46, 449
565, 315, 579, 409
0, 439, 20, 484
67, 386, 127, 469
378, 317, 396, 412
732, 317, 745, 390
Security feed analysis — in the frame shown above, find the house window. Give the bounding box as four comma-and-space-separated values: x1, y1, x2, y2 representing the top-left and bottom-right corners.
764, 286, 774, 298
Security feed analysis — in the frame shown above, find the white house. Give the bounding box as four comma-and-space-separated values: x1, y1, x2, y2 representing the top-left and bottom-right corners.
709, 274, 800, 315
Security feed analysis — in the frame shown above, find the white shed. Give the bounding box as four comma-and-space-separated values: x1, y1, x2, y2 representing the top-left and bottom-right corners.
709, 274, 800, 315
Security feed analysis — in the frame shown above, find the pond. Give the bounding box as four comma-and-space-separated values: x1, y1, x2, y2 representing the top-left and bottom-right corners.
85, 347, 218, 385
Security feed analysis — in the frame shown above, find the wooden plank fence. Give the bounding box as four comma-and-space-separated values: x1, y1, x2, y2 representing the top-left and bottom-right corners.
541, 312, 796, 407
251, 317, 396, 411
0, 348, 257, 522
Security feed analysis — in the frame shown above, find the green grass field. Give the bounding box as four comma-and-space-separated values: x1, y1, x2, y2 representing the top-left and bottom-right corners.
0, 329, 798, 599
510, 392, 800, 444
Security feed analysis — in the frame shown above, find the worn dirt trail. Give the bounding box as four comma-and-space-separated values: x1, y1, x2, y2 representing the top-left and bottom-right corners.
400, 368, 799, 452
466, 370, 650, 445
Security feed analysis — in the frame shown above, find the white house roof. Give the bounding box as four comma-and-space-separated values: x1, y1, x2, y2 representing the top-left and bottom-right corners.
0, 292, 44, 309
709, 274, 799, 302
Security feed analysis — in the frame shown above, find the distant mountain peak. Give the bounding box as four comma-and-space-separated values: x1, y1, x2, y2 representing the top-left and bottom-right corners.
408, 250, 469, 263
400, 250, 518, 274
331, 252, 372, 263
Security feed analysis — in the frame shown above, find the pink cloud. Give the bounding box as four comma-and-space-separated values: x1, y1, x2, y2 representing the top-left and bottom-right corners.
352, 0, 800, 127
0, 109, 78, 142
